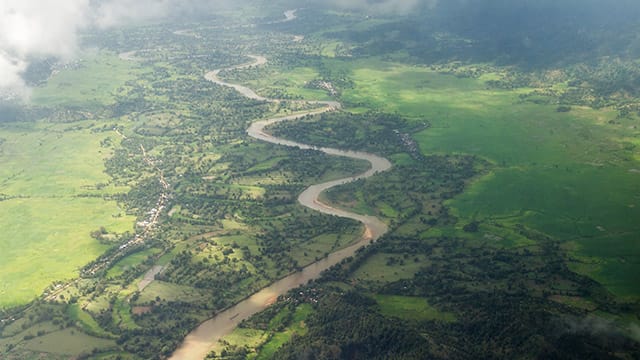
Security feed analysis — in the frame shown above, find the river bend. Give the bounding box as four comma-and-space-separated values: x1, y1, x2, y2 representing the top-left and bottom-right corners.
169, 55, 391, 360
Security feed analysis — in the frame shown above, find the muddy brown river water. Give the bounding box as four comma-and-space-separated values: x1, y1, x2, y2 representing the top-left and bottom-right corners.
169, 55, 391, 359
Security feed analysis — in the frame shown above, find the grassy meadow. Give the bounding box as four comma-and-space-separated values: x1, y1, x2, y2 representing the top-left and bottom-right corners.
31, 51, 144, 108
350, 253, 429, 284
374, 294, 456, 323
332, 58, 640, 298
0, 56, 138, 308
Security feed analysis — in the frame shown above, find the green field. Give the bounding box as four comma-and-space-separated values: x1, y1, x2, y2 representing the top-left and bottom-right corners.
0, 122, 134, 308
112, 298, 139, 330
210, 328, 267, 358
374, 294, 456, 322
247, 56, 640, 298
256, 304, 313, 359
350, 253, 428, 284
137, 280, 212, 304
0, 51, 141, 308
327, 58, 640, 298
0, 313, 116, 358
32, 51, 144, 108
106, 248, 162, 278
67, 304, 114, 337
22, 328, 115, 355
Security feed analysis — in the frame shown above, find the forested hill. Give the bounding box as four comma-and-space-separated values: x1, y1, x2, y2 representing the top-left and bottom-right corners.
316, 0, 640, 101
429, 0, 640, 67
323, 0, 640, 68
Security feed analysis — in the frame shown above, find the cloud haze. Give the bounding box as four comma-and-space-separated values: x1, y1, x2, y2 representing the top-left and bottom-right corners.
0, 0, 438, 99
327, 0, 436, 14
0, 0, 220, 100
0, 0, 92, 99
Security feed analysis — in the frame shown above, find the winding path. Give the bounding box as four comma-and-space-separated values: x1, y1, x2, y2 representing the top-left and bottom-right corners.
170, 57, 391, 360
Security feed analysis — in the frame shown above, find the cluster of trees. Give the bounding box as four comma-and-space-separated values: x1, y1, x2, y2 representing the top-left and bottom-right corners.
270, 111, 421, 156
249, 200, 640, 359
322, 153, 485, 228
310, 0, 640, 120
484, 59, 640, 116
319, 0, 640, 70
272, 290, 432, 360
116, 302, 200, 359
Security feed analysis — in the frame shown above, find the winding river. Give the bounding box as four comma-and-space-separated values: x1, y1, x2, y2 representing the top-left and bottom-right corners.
169, 56, 391, 359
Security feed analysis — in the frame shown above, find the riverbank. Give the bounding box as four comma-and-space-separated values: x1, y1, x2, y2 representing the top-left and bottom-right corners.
169, 55, 391, 360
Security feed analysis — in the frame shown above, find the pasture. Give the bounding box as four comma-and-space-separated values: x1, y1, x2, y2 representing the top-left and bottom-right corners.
335, 58, 640, 297
0, 122, 134, 308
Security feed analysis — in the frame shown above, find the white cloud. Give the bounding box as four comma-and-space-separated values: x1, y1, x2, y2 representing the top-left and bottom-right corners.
0, 0, 200, 100
0, 0, 432, 100
0, 1, 89, 58
0, 0, 94, 99
0, 53, 29, 99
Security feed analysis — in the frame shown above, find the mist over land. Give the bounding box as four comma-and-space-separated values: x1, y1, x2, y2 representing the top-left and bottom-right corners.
0, 0, 244, 98
3, 0, 640, 99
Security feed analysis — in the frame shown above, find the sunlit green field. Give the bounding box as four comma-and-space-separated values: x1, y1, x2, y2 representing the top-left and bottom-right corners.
31, 51, 143, 108
23, 328, 115, 356
350, 253, 428, 284
0, 121, 134, 308
374, 294, 456, 322
0, 52, 141, 308
106, 248, 162, 278
334, 58, 640, 298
